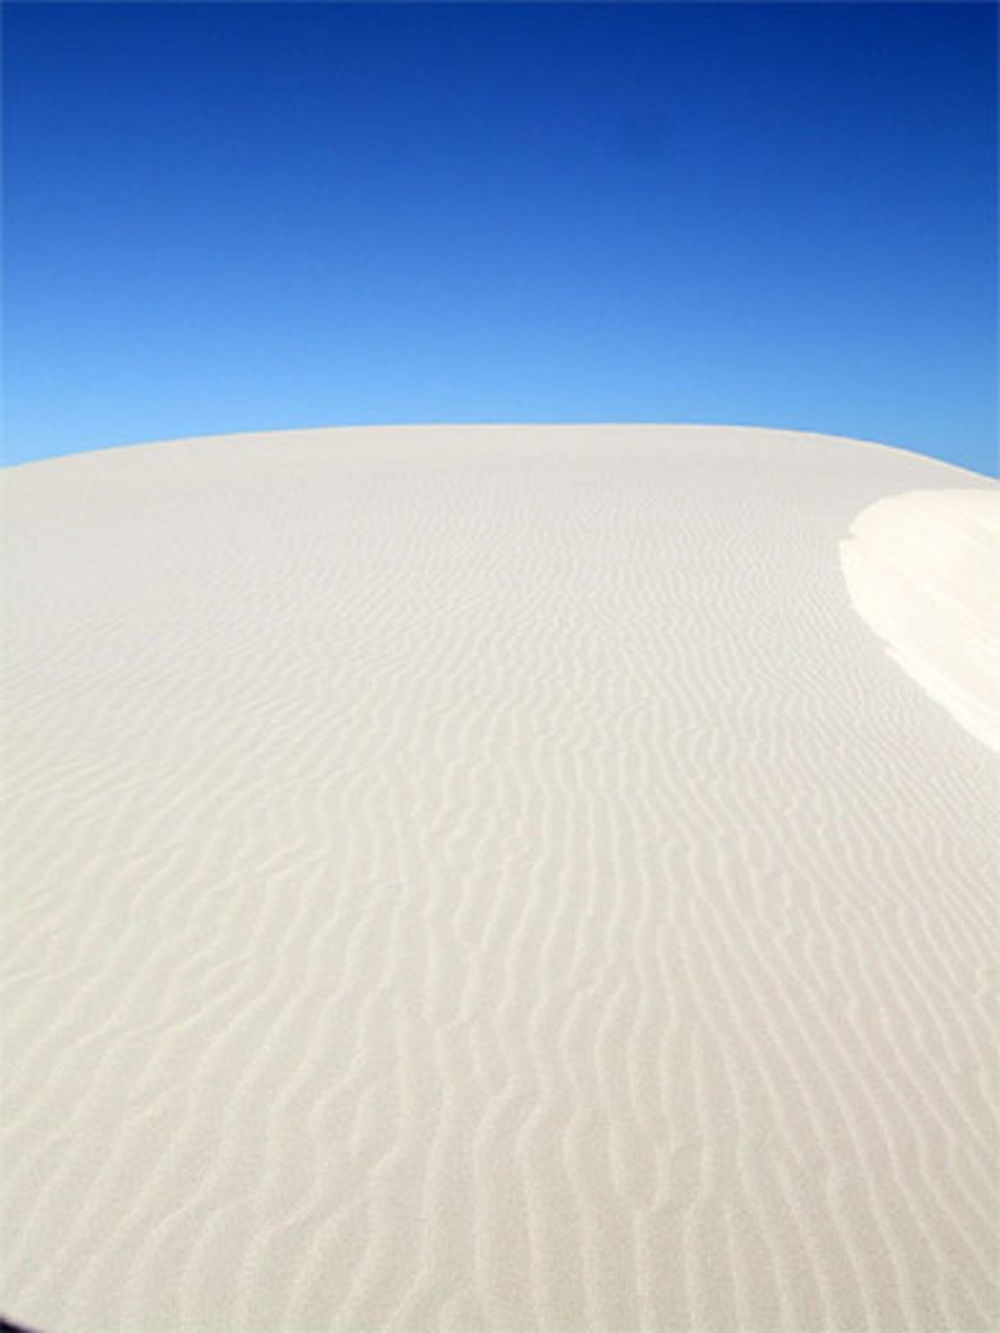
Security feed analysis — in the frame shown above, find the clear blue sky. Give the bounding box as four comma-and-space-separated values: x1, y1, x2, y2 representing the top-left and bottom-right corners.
4, 2, 997, 474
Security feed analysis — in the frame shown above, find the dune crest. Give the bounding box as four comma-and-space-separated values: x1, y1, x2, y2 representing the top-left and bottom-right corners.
839, 488, 1000, 753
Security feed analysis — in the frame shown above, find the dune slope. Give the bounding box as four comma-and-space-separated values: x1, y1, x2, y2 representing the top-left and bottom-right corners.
2, 425, 997, 1332
840, 487, 1000, 753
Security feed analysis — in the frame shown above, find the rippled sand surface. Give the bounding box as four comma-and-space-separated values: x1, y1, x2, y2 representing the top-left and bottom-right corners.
2, 425, 997, 1332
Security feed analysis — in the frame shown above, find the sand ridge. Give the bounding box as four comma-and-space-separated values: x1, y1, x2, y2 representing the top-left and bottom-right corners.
840, 487, 1000, 753
2, 425, 997, 1332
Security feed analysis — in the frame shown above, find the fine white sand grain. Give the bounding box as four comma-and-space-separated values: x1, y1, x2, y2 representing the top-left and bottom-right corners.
2, 425, 997, 1332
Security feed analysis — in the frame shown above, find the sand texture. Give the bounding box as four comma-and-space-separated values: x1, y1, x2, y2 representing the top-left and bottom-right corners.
2, 425, 997, 1333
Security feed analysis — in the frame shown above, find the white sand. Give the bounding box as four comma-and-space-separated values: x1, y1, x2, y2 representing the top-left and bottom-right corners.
840, 488, 1000, 753
1, 424, 997, 1333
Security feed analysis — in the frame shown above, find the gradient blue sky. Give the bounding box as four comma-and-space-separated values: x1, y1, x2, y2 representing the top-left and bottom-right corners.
4, 2, 997, 474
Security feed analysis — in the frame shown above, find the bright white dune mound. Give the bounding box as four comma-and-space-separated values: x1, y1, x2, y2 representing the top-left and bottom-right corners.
1, 425, 997, 1333
840, 488, 1000, 752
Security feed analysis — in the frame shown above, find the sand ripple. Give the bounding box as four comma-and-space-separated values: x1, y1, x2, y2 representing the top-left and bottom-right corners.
2, 425, 997, 1332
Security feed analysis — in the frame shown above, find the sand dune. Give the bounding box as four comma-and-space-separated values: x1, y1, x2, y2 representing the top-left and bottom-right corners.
1, 425, 997, 1332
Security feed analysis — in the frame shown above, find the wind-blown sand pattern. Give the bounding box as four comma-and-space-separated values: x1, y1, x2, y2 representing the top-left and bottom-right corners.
2, 424, 997, 1333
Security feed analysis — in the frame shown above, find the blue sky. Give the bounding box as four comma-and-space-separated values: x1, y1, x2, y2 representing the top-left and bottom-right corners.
4, 2, 997, 474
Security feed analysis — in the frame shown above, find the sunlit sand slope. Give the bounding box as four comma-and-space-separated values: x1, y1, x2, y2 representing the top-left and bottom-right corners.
840, 487, 999, 753
2, 425, 997, 1333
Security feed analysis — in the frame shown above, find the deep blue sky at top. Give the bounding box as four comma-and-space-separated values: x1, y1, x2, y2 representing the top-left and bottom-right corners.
4, 3, 997, 474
